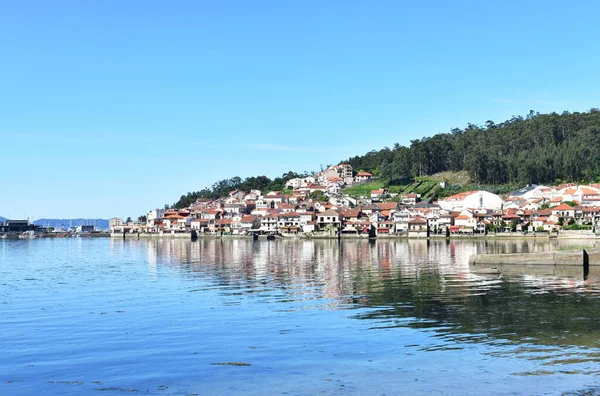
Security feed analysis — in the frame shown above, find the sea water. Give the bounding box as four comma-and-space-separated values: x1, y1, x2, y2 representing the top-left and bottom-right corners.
1, 238, 599, 395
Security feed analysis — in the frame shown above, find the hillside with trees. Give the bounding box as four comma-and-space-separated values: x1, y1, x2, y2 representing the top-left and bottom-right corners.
343, 109, 600, 186
170, 109, 600, 209
170, 171, 311, 209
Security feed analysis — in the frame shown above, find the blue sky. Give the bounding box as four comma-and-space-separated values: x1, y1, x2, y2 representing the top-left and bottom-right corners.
1, 0, 599, 220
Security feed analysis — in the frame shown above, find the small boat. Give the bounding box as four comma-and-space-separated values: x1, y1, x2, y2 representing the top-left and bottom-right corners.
19, 231, 37, 239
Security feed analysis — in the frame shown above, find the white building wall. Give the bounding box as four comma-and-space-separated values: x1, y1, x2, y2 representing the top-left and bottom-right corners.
438, 191, 503, 211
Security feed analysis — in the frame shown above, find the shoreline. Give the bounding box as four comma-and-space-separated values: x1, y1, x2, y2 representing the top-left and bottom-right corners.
108, 231, 600, 241
1, 232, 111, 240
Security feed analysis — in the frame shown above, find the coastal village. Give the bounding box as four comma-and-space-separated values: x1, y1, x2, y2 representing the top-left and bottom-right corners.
109, 164, 600, 238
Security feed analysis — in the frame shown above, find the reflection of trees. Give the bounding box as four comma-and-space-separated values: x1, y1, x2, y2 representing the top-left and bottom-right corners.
353, 270, 600, 348
136, 237, 600, 348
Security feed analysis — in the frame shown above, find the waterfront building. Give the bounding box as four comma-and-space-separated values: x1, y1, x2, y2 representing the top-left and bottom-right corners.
0, 219, 39, 233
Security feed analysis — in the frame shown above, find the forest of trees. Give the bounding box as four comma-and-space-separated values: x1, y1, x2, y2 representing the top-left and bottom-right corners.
343, 109, 600, 186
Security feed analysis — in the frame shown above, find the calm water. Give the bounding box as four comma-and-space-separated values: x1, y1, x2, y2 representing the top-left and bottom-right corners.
1, 238, 599, 395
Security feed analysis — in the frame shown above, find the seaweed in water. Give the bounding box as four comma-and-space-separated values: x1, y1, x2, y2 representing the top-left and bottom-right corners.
211, 362, 251, 366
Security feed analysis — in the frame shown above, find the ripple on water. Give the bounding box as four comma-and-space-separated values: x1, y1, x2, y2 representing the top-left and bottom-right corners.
1, 238, 600, 395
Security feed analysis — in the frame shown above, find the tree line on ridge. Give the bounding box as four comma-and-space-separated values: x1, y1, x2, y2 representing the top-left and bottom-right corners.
170, 109, 600, 209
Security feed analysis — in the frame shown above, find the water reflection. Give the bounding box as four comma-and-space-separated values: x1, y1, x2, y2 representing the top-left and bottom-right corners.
126, 238, 600, 332
109, 237, 600, 379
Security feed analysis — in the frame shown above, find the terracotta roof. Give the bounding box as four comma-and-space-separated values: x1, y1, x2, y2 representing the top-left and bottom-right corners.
278, 212, 300, 218
443, 191, 478, 201
319, 209, 340, 217
377, 202, 397, 210
339, 209, 361, 218
553, 203, 574, 211
581, 187, 600, 195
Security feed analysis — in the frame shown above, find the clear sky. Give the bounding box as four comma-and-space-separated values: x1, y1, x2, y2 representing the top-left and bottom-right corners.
2, 0, 600, 220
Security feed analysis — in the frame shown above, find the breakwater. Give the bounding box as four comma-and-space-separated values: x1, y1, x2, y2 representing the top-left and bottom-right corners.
469, 248, 600, 279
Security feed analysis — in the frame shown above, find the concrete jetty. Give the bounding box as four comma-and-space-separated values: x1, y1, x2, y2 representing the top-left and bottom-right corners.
469, 249, 600, 278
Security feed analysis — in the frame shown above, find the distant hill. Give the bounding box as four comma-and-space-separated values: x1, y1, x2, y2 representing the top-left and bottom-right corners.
0, 216, 6, 223
33, 218, 109, 230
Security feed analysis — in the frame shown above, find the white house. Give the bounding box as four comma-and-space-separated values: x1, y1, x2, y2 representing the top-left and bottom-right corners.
371, 189, 386, 202
327, 182, 343, 196
437, 190, 503, 211
317, 209, 341, 229
354, 171, 373, 183
146, 209, 164, 225
109, 217, 123, 228
285, 176, 316, 189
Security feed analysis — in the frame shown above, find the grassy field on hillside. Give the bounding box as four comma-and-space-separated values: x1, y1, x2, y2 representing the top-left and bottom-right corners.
342, 180, 386, 197
343, 171, 520, 201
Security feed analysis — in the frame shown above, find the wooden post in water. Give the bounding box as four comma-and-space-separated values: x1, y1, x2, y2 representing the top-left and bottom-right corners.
583, 249, 589, 280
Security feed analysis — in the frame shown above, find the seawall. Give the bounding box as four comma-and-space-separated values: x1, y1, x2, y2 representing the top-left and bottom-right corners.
469, 249, 600, 278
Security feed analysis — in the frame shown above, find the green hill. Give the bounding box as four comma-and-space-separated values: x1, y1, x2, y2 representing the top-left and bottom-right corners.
342, 109, 600, 186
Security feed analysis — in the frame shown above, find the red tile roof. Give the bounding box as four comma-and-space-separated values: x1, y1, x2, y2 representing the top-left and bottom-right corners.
553, 203, 574, 211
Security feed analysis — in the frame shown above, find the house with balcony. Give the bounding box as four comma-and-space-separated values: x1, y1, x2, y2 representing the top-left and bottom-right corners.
260, 212, 279, 232
278, 212, 301, 233
407, 217, 428, 237
317, 209, 341, 230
